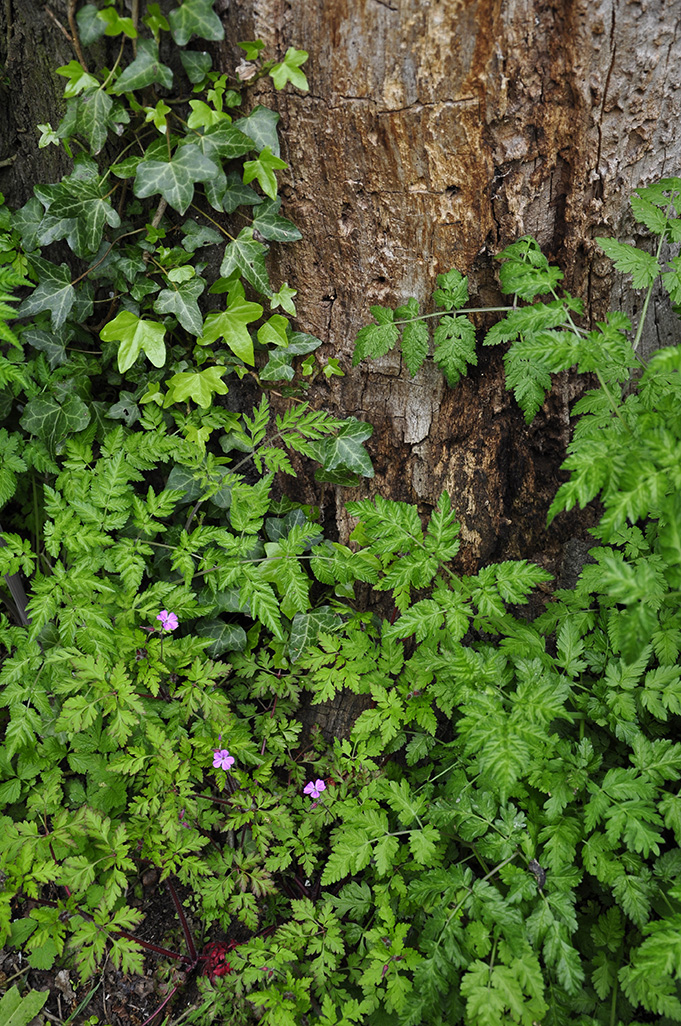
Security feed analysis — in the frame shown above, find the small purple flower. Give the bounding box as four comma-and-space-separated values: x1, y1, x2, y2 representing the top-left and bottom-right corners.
304, 779, 326, 800
157, 610, 179, 632
213, 749, 235, 771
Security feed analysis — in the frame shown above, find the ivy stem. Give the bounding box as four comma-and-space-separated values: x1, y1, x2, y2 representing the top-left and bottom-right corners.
67, 0, 88, 72
131, 0, 139, 56
70, 227, 145, 287
188, 202, 237, 242
100, 37, 127, 93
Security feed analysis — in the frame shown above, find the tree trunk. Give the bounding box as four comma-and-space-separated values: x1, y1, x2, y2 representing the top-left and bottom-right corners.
217, 0, 680, 580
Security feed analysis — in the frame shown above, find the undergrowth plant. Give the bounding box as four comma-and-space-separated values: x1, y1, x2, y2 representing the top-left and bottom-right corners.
2, 5, 681, 1026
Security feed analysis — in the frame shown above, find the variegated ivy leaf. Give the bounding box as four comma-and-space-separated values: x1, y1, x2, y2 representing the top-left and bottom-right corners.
17, 259, 75, 329
113, 39, 173, 93
20, 393, 91, 452
219, 227, 271, 296
193, 122, 254, 161
153, 277, 205, 335
47, 180, 121, 256
252, 198, 301, 242
58, 89, 130, 155
76, 4, 108, 45
180, 220, 222, 252
133, 144, 220, 214
234, 106, 281, 156
198, 282, 263, 364
313, 419, 374, 478
100, 311, 167, 372
168, 0, 225, 47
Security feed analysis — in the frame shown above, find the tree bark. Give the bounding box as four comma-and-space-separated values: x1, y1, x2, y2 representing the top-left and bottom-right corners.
218, 0, 680, 580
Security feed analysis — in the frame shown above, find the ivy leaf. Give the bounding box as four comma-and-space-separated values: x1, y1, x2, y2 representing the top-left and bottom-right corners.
76, 5, 108, 45
234, 105, 281, 156
180, 220, 222, 252
395, 297, 429, 376
198, 619, 247, 656
270, 283, 297, 315
17, 260, 74, 329
113, 39, 173, 93
20, 394, 90, 452
269, 47, 309, 92
219, 227, 271, 296
260, 352, 294, 381
433, 314, 477, 387
63, 89, 125, 155
220, 171, 263, 213
100, 311, 167, 372
168, 0, 225, 46
153, 277, 205, 335
97, 8, 137, 37
56, 60, 99, 98
242, 146, 288, 201
164, 367, 229, 408
193, 123, 254, 162
596, 237, 661, 289
257, 314, 289, 348
253, 198, 302, 242
134, 145, 220, 214
47, 180, 121, 256
198, 282, 263, 364
180, 50, 213, 84
313, 419, 374, 478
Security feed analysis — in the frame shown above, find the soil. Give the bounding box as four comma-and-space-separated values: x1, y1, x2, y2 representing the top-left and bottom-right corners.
0, 882, 218, 1026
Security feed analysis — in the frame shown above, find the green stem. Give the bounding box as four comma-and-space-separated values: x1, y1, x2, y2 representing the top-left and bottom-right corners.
632, 223, 670, 353
392, 305, 513, 326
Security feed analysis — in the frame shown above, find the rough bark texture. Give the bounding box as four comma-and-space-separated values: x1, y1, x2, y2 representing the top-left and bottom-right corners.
216, 0, 680, 576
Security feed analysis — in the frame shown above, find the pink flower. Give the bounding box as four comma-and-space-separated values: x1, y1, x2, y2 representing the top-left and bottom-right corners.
303, 779, 326, 799
157, 610, 179, 631
213, 749, 235, 771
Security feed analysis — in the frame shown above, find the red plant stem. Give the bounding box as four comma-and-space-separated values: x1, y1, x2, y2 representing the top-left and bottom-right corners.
139, 983, 180, 1026
167, 878, 198, 963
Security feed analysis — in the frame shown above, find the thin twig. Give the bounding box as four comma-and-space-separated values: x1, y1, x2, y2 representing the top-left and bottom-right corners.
44, 5, 72, 45
67, 0, 88, 71
131, 0, 139, 56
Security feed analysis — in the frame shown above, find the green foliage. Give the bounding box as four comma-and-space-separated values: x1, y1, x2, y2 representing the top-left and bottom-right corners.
4, 9, 681, 1026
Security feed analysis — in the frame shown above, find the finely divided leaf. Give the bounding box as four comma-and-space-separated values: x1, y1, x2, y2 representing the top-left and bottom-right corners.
433, 314, 477, 386
395, 297, 429, 376
596, 237, 660, 289
352, 306, 399, 365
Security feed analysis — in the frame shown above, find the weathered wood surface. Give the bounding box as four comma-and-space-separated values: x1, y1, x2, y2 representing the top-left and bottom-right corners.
219, 0, 680, 573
